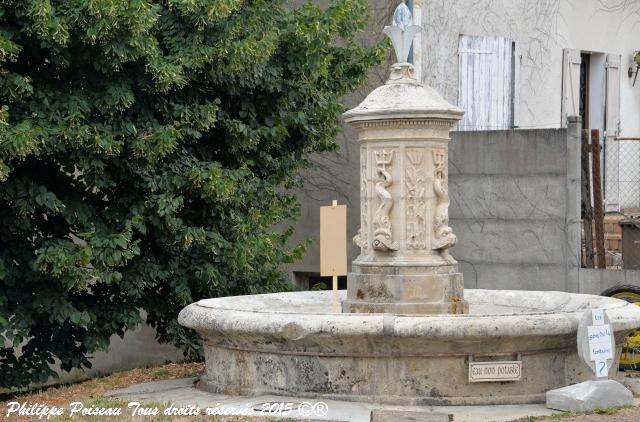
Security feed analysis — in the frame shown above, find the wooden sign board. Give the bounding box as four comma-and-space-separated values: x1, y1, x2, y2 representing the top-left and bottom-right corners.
320, 203, 347, 277
468, 361, 522, 382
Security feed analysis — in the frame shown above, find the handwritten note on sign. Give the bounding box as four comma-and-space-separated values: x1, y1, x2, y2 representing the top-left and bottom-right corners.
577, 308, 616, 379
320, 204, 347, 277
587, 324, 614, 361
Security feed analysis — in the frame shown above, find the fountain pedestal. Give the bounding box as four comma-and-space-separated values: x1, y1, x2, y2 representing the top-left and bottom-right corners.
342, 63, 467, 314
345, 264, 465, 314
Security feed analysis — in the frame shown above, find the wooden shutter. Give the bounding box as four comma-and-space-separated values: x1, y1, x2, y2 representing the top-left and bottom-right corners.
604, 54, 621, 211
512, 41, 520, 128
605, 54, 621, 137
458, 35, 515, 131
561, 49, 581, 127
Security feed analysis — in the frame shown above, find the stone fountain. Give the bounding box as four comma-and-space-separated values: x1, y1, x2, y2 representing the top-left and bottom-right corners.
179, 3, 640, 406
344, 2, 465, 315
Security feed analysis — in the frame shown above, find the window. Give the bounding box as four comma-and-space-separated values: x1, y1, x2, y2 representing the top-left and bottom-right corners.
458, 35, 520, 131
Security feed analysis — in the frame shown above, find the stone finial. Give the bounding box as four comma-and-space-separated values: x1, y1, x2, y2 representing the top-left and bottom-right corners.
383, 2, 421, 66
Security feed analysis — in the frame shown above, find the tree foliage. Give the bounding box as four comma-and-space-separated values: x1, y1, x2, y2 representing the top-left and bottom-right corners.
0, 0, 384, 388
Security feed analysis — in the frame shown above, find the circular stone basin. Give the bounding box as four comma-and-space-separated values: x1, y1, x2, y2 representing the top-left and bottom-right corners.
178, 290, 640, 405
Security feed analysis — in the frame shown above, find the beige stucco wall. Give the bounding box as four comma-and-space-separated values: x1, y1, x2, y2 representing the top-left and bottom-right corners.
420, 0, 640, 136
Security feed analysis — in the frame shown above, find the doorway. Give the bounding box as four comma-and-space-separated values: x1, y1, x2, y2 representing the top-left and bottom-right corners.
579, 53, 590, 129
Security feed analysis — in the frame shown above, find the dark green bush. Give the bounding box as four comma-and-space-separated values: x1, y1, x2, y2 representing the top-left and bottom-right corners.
0, 0, 383, 388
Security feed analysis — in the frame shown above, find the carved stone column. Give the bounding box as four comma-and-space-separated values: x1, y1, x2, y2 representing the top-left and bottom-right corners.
342, 3, 468, 314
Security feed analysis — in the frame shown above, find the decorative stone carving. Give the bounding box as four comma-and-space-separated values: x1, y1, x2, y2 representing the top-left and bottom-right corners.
372, 150, 398, 251
432, 148, 457, 263
383, 2, 421, 65
406, 149, 426, 250
388, 62, 416, 83
342, 1, 466, 314
353, 147, 369, 250
352, 231, 364, 248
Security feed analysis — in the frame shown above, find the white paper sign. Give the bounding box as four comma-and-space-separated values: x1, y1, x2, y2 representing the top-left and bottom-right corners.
595, 359, 609, 378
589, 342, 614, 361
592, 308, 605, 325
577, 309, 615, 378
587, 324, 612, 342
587, 324, 613, 361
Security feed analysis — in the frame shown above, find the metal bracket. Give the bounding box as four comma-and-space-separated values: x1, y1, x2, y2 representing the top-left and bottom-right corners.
629, 64, 639, 87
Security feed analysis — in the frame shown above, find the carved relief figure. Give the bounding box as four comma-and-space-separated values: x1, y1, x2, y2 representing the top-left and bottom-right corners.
406, 149, 426, 250
432, 149, 457, 263
372, 150, 398, 251
353, 148, 369, 250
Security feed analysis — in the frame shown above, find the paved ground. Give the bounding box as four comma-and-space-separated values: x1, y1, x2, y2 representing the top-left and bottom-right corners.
103, 377, 557, 422
102, 373, 640, 422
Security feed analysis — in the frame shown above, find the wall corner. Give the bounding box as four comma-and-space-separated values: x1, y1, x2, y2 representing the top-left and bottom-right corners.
566, 115, 582, 293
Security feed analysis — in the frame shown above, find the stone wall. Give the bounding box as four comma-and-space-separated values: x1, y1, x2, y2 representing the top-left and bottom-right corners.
290, 114, 640, 295
14, 315, 185, 389
289, 120, 589, 293
448, 127, 576, 291
579, 268, 640, 296
54, 323, 184, 384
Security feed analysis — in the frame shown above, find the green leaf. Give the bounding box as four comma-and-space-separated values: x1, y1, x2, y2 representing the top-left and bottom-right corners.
0, 0, 382, 389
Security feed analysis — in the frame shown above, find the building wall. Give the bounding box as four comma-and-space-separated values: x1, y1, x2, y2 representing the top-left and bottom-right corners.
10, 316, 184, 389
290, 0, 640, 291
420, 0, 640, 136
579, 268, 640, 295
52, 323, 184, 385
289, 124, 584, 293
449, 125, 580, 292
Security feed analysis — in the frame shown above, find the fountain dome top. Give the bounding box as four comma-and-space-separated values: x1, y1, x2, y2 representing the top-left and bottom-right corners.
344, 1, 463, 123
343, 80, 463, 123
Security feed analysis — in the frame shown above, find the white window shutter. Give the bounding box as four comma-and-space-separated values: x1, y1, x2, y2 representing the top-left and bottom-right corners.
512, 41, 520, 128
561, 49, 581, 127
458, 35, 515, 131
604, 54, 622, 212
605, 54, 621, 137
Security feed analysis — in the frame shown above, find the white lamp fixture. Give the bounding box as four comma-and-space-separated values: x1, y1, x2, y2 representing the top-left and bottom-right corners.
629, 51, 640, 86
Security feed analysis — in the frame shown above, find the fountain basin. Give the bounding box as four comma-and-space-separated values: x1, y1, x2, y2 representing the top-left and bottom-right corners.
178, 289, 640, 405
